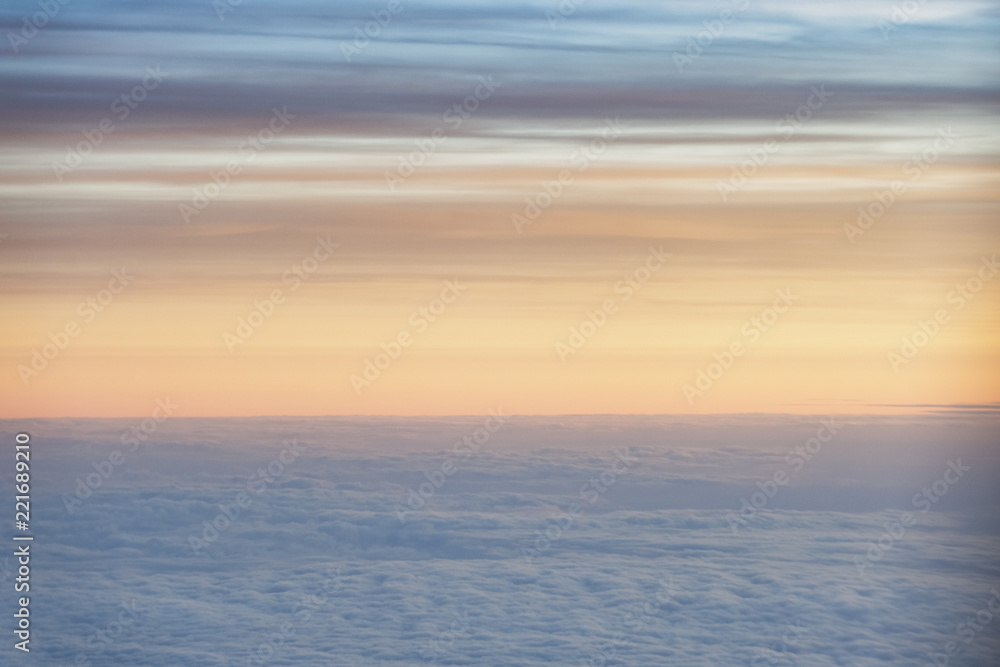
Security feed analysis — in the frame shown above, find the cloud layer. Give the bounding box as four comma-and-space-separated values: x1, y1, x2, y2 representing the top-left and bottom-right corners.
2, 414, 998, 665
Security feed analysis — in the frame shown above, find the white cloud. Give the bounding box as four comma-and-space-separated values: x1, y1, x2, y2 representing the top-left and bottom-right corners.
2, 414, 998, 665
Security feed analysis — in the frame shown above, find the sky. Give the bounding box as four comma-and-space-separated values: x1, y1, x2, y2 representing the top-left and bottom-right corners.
1, 0, 999, 417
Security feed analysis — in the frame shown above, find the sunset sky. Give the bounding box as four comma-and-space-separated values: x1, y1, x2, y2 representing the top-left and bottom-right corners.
1, 0, 998, 417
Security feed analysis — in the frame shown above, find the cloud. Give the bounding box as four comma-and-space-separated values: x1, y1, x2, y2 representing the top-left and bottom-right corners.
2, 414, 998, 665
2, 0, 998, 135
